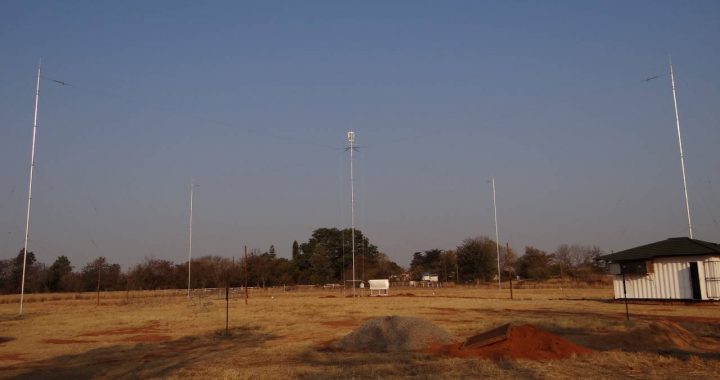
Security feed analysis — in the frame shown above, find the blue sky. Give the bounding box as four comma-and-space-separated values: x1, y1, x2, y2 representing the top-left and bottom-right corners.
1, 1, 719, 268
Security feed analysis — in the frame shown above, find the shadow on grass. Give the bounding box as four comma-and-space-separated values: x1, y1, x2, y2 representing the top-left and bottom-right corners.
293, 345, 540, 379
0, 337, 15, 344
535, 323, 720, 362
0, 326, 277, 380
295, 349, 447, 379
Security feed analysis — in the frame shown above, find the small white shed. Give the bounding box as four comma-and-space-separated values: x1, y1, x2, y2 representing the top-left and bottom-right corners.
598, 237, 720, 301
368, 279, 390, 296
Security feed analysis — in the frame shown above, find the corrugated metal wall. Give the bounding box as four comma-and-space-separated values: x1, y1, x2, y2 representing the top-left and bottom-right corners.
705, 260, 720, 299
612, 256, 720, 300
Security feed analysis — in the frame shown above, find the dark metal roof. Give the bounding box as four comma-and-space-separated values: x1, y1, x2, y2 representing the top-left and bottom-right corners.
597, 237, 720, 262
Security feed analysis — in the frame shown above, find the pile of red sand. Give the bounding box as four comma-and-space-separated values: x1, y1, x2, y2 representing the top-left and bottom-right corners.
429, 324, 592, 361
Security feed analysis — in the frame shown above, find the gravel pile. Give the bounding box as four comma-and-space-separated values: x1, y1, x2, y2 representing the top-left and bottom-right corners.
333, 316, 455, 352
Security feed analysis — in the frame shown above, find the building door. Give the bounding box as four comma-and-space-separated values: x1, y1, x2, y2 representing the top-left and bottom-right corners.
704, 261, 720, 299
689, 262, 702, 300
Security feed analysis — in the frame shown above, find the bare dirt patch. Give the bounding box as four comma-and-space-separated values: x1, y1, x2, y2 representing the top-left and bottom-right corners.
321, 319, 361, 328
78, 320, 167, 337
319, 295, 336, 298
121, 334, 173, 343
426, 306, 463, 316
0, 353, 26, 362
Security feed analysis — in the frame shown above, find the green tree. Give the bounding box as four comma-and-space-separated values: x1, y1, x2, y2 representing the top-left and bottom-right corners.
80, 257, 123, 291
48, 255, 73, 291
500, 245, 518, 280
456, 237, 497, 283
297, 227, 380, 283
7, 249, 37, 293
439, 250, 458, 282
409, 249, 443, 280
365, 252, 404, 280
292, 241, 300, 260
127, 258, 182, 290
515, 246, 552, 280
309, 245, 334, 284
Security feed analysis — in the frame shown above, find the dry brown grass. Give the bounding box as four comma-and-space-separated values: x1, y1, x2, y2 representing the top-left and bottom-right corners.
0, 286, 718, 379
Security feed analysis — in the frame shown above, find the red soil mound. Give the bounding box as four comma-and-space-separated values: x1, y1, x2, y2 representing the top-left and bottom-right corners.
319, 295, 336, 298
429, 324, 591, 361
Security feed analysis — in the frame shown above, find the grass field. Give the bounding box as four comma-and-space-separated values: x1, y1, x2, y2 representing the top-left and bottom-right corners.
1, 285, 719, 379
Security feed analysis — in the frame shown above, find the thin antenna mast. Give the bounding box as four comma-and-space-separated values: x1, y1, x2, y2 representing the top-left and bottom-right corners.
492, 177, 501, 290
347, 131, 356, 297
669, 61, 693, 238
187, 181, 196, 298
19, 61, 42, 316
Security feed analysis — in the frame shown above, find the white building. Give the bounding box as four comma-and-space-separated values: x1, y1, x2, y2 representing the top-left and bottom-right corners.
598, 237, 720, 301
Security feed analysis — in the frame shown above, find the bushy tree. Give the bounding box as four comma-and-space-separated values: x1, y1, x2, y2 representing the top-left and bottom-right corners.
48, 255, 73, 291
500, 245, 517, 280
515, 246, 552, 280
309, 245, 333, 285
439, 250, 458, 282
80, 257, 123, 291
295, 227, 386, 284
552, 244, 605, 280
0, 249, 46, 293
456, 237, 498, 283
127, 258, 184, 290
410, 249, 443, 280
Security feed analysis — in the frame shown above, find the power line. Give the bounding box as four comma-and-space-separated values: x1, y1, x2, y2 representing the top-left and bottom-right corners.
38, 74, 339, 151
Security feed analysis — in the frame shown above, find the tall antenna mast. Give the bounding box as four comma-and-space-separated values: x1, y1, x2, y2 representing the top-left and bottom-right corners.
187, 181, 197, 298
347, 131, 356, 297
492, 177, 501, 290
669, 61, 693, 238
19, 60, 42, 316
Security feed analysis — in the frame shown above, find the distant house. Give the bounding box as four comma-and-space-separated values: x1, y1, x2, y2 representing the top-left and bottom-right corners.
597, 237, 720, 301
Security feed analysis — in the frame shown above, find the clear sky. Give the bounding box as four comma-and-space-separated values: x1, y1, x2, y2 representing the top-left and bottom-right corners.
1, 1, 719, 269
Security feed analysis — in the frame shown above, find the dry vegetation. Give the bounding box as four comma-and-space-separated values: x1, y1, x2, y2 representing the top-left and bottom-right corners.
0, 285, 719, 379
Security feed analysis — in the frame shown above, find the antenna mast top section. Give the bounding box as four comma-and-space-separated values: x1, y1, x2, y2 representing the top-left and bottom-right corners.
347, 131, 355, 144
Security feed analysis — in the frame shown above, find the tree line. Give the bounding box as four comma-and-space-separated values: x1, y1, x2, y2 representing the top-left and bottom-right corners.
0, 229, 607, 294
0, 227, 404, 294
409, 236, 606, 283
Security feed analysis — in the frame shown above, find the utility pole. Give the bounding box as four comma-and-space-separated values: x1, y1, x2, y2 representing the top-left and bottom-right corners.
669, 61, 693, 239
19, 61, 42, 316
